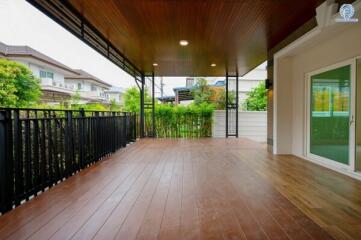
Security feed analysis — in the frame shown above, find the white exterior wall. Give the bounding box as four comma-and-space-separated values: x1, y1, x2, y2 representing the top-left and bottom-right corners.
212, 110, 267, 142
107, 92, 122, 104
275, 20, 361, 156
64, 78, 110, 102
7, 57, 75, 93
273, 1, 361, 179
6, 55, 113, 104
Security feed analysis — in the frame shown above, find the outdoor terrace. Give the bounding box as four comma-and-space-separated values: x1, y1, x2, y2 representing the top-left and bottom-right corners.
0, 138, 360, 240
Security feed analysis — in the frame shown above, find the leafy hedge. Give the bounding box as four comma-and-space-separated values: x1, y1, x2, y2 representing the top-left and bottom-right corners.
145, 103, 215, 138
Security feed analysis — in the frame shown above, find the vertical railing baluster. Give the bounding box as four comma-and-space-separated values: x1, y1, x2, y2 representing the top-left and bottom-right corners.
33, 111, 40, 195
47, 111, 53, 187
94, 112, 99, 160
13, 109, 23, 206
24, 114, 31, 199
64, 111, 74, 177
40, 117, 47, 191
53, 112, 60, 182
79, 109, 85, 169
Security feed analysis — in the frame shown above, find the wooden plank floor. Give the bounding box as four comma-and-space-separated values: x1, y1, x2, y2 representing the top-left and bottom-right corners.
0, 138, 361, 240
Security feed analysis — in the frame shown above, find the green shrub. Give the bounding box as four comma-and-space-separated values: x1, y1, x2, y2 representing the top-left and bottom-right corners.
244, 82, 267, 111
146, 103, 215, 138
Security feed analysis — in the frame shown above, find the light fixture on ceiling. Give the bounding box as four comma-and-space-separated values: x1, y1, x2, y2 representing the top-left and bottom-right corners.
153, 63, 158, 66
210, 63, 216, 67
179, 40, 188, 46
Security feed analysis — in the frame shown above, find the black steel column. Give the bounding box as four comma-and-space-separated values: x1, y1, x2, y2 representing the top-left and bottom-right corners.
225, 69, 239, 138
235, 70, 239, 138
0, 110, 14, 214
151, 72, 156, 137
140, 74, 145, 138
226, 71, 229, 138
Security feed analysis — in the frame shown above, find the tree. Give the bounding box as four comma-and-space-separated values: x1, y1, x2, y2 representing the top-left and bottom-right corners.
214, 89, 236, 110
244, 82, 267, 111
0, 58, 41, 107
71, 90, 81, 105
109, 99, 121, 111
123, 86, 151, 112
191, 78, 213, 105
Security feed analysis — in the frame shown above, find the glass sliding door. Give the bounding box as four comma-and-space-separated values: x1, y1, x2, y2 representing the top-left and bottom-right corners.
310, 65, 351, 165
356, 59, 361, 171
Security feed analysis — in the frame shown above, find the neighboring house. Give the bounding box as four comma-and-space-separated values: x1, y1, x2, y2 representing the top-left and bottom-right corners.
161, 63, 266, 106
105, 87, 125, 105
207, 62, 267, 108
0, 41, 118, 105
0, 41, 76, 105
65, 69, 112, 104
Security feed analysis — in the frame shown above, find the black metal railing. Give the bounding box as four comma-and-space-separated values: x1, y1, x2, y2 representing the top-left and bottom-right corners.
0, 108, 136, 214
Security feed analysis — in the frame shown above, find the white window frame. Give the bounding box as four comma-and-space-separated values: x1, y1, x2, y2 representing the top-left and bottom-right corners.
305, 58, 356, 172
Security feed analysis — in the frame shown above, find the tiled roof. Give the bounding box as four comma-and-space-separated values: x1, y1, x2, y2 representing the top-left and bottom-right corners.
0, 42, 77, 74
0, 42, 112, 88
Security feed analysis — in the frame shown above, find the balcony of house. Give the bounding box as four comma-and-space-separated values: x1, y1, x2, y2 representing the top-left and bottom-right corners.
1, 134, 361, 239
40, 80, 75, 95
1, 0, 361, 240
78, 91, 110, 104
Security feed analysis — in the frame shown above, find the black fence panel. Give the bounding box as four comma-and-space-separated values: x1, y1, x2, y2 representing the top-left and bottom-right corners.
0, 108, 136, 214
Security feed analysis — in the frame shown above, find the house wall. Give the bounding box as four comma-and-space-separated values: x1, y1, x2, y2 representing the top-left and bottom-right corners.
212, 110, 267, 142
107, 92, 122, 104
8, 57, 66, 87
65, 78, 110, 100
65, 79, 91, 91
274, 57, 293, 154
275, 19, 361, 157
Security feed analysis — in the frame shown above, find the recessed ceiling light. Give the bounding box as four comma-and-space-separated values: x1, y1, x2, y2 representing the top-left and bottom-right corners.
179, 40, 188, 46
153, 63, 158, 66
211, 63, 216, 67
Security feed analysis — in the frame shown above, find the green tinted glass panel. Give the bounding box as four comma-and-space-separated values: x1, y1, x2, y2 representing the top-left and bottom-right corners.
310, 65, 350, 165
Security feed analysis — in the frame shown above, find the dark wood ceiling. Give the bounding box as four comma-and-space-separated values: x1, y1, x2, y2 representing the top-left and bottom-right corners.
67, 0, 325, 76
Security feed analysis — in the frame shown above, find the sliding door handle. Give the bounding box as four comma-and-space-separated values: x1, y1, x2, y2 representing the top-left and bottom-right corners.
350, 115, 354, 126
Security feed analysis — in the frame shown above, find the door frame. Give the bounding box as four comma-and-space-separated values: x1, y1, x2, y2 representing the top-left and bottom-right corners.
305, 58, 356, 171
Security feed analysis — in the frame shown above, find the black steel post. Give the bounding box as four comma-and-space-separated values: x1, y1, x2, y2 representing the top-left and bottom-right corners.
236, 69, 239, 138
13, 109, 23, 206
64, 111, 74, 177
152, 72, 156, 137
0, 110, 14, 214
225, 71, 229, 138
79, 108, 85, 168
133, 113, 137, 141
140, 74, 145, 138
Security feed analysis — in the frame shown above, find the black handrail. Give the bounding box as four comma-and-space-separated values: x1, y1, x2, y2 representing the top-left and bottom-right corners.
0, 108, 136, 214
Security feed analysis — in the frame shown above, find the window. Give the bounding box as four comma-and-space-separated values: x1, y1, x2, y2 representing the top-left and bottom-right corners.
77, 83, 82, 90
39, 70, 47, 78
91, 84, 97, 91
47, 72, 54, 79
310, 65, 351, 165
39, 70, 54, 79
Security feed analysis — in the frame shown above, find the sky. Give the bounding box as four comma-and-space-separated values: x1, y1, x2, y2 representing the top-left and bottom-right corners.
0, 0, 266, 96
0, 0, 137, 88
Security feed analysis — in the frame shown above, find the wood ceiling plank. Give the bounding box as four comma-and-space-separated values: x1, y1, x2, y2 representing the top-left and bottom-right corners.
68, 0, 325, 76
